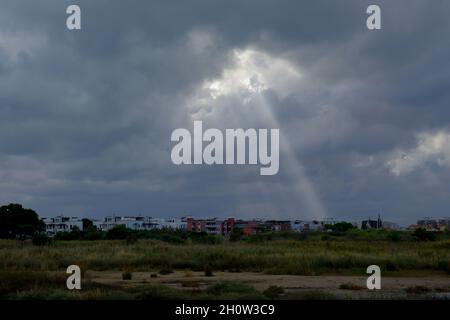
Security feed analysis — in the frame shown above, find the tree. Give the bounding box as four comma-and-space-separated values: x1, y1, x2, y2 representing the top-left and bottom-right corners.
32, 232, 52, 246
82, 218, 93, 230
106, 225, 130, 240
325, 222, 355, 233
0, 203, 44, 239
229, 228, 244, 242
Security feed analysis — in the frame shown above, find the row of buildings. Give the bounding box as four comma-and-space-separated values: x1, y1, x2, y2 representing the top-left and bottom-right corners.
408, 217, 450, 232
42, 214, 421, 237
42, 216, 187, 237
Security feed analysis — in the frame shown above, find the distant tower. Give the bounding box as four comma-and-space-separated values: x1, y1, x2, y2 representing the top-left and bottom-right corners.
377, 214, 382, 229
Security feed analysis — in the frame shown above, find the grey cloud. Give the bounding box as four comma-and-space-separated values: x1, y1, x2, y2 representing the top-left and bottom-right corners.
0, 0, 450, 224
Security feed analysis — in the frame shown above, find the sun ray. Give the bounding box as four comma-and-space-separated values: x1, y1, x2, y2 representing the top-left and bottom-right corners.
187, 47, 327, 220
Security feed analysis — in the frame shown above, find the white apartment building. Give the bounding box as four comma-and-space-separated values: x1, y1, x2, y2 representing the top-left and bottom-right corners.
93, 216, 187, 232
93, 216, 144, 231
148, 217, 187, 230
322, 218, 344, 226
43, 216, 84, 236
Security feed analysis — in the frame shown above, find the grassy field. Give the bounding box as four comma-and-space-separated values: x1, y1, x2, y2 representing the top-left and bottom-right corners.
1, 237, 449, 300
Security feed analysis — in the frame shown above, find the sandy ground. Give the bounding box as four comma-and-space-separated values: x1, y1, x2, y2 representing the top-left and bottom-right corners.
87, 270, 450, 299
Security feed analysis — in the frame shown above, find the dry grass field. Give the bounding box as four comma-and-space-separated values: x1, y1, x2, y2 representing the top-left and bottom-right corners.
0, 237, 449, 300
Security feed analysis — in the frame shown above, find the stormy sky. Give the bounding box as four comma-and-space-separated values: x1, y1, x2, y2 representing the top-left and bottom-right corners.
1, 0, 450, 225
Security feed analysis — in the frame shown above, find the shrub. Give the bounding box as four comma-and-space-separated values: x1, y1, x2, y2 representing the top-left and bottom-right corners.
413, 228, 436, 242
158, 234, 185, 244
159, 268, 173, 275
83, 230, 104, 240
106, 225, 130, 240
229, 228, 244, 242
325, 222, 355, 233
387, 231, 401, 242
54, 231, 77, 241
150, 273, 158, 278
385, 261, 399, 271
122, 271, 132, 280
32, 233, 51, 246
204, 265, 214, 277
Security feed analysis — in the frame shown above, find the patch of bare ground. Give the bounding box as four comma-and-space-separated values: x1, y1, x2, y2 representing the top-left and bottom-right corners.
86, 270, 450, 299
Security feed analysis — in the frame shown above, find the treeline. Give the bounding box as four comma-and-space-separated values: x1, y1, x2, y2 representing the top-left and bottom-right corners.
1, 203, 449, 245
54, 225, 226, 245
50, 224, 450, 244
0, 204, 44, 239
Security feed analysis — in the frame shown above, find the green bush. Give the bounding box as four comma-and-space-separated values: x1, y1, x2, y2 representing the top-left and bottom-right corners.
106, 225, 130, 240
229, 228, 244, 242
387, 231, 401, 242
325, 222, 355, 233
32, 233, 51, 246
83, 230, 104, 240
159, 268, 173, 275
158, 234, 185, 244
55, 231, 82, 241
413, 228, 436, 242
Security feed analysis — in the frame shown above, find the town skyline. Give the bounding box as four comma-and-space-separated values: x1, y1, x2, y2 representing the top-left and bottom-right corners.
40, 211, 450, 229
42, 212, 450, 237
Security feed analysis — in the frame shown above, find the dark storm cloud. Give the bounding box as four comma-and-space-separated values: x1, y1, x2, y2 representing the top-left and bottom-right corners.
0, 0, 449, 224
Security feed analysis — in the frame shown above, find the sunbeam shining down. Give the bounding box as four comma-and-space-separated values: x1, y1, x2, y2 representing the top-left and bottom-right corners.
186, 47, 327, 220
